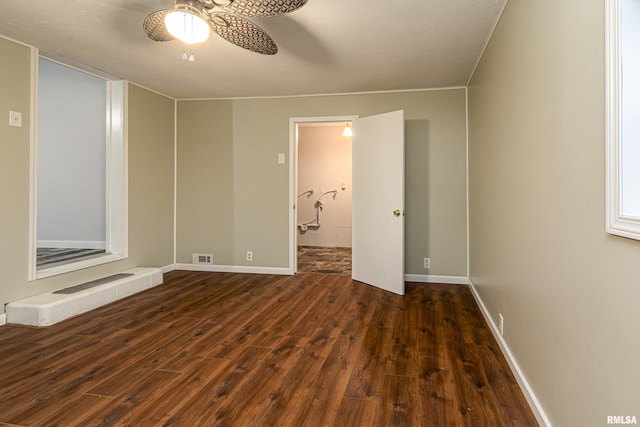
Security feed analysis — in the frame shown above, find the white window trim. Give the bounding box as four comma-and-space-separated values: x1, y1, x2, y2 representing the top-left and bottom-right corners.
605, 0, 640, 240
28, 51, 128, 280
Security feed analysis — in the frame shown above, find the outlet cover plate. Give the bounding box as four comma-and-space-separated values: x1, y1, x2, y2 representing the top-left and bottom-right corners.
9, 111, 22, 127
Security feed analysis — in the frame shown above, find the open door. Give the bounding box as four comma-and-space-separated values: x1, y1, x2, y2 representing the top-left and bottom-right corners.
352, 110, 405, 295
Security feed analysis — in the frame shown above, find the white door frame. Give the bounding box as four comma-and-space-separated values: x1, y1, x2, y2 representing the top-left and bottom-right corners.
288, 115, 358, 274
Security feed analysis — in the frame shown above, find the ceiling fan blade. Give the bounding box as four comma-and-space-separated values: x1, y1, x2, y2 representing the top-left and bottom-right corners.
222, 0, 308, 17
210, 14, 278, 55
143, 9, 175, 42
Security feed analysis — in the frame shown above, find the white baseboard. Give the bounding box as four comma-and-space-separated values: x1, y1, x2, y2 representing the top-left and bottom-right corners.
175, 263, 292, 276
468, 279, 552, 427
161, 264, 176, 274
37, 240, 106, 250
404, 274, 468, 284
0, 313, 6, 326
171, 268, 467, 283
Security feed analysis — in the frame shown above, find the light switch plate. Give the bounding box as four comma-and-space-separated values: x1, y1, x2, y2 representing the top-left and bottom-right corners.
278, 153, 286, 164
9, 111, 22, 127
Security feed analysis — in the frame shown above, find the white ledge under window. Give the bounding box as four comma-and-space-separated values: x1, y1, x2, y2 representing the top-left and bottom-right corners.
36, 253, 127, 280
606, 0, 640, 241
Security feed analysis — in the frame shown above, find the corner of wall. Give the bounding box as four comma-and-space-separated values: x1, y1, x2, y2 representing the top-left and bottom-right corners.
467, 279, 552, 427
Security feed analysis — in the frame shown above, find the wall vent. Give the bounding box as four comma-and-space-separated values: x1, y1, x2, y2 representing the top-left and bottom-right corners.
192, 253, 213, 265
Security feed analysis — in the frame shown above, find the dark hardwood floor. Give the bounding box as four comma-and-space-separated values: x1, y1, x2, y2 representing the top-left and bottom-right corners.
0, 271, 538, 426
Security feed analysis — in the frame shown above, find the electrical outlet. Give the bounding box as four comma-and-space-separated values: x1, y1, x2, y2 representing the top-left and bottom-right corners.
423, 257, 430, 269
246, 251, 253, 262
498, 313, 504, 336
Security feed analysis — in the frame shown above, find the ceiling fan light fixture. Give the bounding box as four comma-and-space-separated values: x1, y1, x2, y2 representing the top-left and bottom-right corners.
144, 0, 309, 54
165, 7, 210, 44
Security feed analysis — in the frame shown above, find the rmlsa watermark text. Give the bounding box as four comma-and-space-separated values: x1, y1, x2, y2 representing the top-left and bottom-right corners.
607, 416, 638, 425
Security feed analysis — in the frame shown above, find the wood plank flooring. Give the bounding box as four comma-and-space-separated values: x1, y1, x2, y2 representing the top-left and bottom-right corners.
0, 271, 538, 426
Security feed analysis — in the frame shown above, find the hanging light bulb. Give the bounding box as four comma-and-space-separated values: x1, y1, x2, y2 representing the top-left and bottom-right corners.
165, 4, 210, 44
342, 122, 353, 137
181, 52, 196, 62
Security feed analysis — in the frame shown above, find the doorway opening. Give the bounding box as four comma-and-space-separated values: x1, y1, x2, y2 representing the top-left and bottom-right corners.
289, 111, 405, 293
293, 119, 355, 275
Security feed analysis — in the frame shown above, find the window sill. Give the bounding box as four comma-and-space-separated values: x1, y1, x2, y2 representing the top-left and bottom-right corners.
607, 217, 640, 241
35, 253, 127, 280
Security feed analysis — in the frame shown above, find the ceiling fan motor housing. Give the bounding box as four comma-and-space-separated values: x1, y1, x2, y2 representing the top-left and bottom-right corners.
206, 0, 236, 8
174, 0, 206, 15
177, 0, 236, 12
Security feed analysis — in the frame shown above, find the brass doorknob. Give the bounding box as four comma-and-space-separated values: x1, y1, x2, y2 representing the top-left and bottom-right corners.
393, 210, 401, 216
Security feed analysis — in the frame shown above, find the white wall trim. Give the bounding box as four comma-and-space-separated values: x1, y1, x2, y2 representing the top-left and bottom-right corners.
161, 268, 468, 284
468, 279, 552, 427
106, 80, 129, 258
27, 46, 38, 281
0, 32, 37, 48
161, 264, 176, 274
173, 98, 178, 266
175, 263, 291, 276
605, 0, 640, 240
465, 86, 470, 279
129, 81, 176, 101
39, 51, 119, 82
179, 86, 467, 102
404, 274, 468, 285
466, 0, 510, 86
0, 313, 6, 326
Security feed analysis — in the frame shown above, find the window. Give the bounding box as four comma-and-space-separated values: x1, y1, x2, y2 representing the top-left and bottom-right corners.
606, 0, 640, 240
29, 55, 127, 279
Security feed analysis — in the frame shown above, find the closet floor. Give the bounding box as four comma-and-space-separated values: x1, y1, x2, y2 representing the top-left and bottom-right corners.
297, 246, 351, 275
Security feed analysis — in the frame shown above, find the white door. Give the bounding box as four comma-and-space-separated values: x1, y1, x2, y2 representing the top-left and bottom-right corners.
352, 110, 405, 295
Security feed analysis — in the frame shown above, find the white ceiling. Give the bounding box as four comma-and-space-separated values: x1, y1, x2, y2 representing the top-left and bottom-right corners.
0, 0, 506, 99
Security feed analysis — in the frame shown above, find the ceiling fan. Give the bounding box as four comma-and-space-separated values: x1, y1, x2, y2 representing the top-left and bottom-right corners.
143, 0, 308, 55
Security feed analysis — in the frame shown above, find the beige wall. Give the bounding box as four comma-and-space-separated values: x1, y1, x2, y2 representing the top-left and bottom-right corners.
468, 0, 640, 424
0, 37, 32, 310
127, 84, 175, 268
176, 90, 467, 276
176, 100, 235, 266
0, 37, 175, 314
